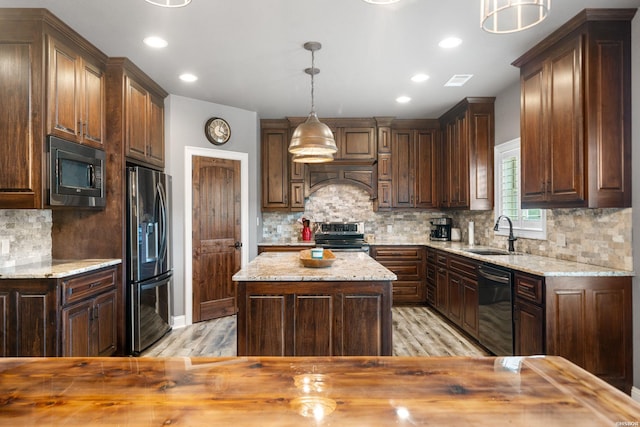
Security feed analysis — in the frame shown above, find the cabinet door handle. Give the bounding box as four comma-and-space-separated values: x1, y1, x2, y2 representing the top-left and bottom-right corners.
77, 121, 82, 136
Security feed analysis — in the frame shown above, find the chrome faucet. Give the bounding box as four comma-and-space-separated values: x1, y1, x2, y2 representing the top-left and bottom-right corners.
494, 215, 517, 252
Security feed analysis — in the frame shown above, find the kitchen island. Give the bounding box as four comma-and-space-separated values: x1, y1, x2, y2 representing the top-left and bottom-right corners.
0, 355, 638, 425
232, 251, 396, 356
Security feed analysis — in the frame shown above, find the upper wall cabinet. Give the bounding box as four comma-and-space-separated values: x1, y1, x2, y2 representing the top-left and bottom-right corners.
47, 35, 105, 148
0, 9, 108, 209
387, 120, 439, 210
512, 9, 635, 209
261, 120, 293, 211
439, 97, 495, 211
107, 58, 168, 170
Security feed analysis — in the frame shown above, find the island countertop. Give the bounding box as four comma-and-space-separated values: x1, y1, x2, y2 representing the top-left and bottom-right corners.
0, 355, 638, 426
232, 251, 397, 282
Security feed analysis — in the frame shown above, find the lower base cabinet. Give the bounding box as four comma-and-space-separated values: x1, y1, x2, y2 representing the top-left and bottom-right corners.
236, 280, 392, 356
514, 271, 632, 394
371, 245, 426, 305
0, 265, 119, 357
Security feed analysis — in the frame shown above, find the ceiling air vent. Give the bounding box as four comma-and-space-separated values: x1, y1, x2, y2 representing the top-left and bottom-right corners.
444, 74, 473, 87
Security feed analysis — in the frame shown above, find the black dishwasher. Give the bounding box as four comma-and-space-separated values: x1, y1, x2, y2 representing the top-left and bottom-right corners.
477, 263, 514, 356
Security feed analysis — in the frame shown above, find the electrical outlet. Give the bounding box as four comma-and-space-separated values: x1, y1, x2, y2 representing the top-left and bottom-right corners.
557, 234, 566, 247
386, 225, 393, 233
276, 225, 282, 233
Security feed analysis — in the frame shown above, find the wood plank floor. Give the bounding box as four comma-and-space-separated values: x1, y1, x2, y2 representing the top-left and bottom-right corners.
141, 306, 490, 357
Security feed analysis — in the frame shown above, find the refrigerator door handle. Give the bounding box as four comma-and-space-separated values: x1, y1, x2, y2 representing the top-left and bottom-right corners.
157, 182, 168, 265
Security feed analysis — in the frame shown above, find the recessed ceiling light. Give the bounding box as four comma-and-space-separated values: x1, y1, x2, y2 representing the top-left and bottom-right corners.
411, 73, 430, 83
439, 37, 462, 49
143, 36, 168, 48
179, 73, 198, 82
444, 74, 473, 87
361, 0, 401, 4
396, 96, 411, 103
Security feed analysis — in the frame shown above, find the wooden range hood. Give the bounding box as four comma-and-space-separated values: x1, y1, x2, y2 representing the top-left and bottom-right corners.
305, 159, 377, 199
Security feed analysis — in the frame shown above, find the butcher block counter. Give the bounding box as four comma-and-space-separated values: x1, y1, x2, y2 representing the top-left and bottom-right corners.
0, 356, 638, 426
232, 252, 396, 356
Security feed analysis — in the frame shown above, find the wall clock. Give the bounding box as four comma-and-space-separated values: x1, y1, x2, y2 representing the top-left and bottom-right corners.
204, 117, 231, 145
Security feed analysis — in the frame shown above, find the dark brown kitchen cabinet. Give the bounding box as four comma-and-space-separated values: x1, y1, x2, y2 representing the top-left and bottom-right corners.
434, 251, 448, 312
447, 254, 479, 338
512, 270, 632, 393
371, 246, 425, 305
512, 9, 634, 209
261, 121, 295, 211
0, 9, 108, 209
514, 272, 545, 356
545, 275, 632, 393
107, 58, 167, 169
337, 127, 376, 161
236, 280, 392, 356
0, 265, 118, 357
425, 248, 437, 306
60, 267, 117, 357
390, 123, 438, 209
439, 98, 494, 211
47, 35, 105, 148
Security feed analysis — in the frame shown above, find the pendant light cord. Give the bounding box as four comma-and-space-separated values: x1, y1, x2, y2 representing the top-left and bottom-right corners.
310, 48, 316, 114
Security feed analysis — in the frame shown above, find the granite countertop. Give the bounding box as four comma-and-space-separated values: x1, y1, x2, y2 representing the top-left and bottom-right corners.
232, 251, 397, 282
259, 238, 633, 277
0, 259, 122, 279
258, 241, 316, 246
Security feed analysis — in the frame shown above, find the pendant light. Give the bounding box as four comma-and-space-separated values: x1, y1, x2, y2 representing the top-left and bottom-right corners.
145, 0, 191, 7
289, 42, 337, 163
481, 0, 550, 34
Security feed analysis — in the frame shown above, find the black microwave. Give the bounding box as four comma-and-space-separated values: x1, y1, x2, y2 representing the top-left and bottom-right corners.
47, 136, 106, 208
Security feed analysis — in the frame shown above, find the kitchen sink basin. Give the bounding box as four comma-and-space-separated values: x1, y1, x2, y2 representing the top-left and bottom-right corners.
463, 248, 515, 256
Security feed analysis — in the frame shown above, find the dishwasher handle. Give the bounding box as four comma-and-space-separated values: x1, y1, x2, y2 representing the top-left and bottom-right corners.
478, 265, 511, 285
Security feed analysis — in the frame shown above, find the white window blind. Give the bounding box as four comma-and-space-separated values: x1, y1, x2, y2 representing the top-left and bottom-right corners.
494, 138, 546, 240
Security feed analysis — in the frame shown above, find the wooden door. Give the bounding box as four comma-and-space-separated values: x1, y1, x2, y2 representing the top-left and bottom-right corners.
192, 156, 242, 322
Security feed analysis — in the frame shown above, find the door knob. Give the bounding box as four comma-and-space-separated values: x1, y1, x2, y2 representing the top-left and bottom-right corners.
232, 241, 243, 249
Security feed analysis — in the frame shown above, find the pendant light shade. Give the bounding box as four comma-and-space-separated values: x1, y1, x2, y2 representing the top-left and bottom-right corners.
145, 0, 191, 7
481, 0, 550, 34
288, 42, 337, 163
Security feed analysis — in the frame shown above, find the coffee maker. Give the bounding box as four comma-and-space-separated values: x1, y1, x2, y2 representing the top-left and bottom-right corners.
430, 217, 452, 241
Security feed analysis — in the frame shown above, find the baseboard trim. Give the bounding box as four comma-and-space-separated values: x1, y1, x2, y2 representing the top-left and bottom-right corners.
171, 315, 186, 329
632, 386, 640, 401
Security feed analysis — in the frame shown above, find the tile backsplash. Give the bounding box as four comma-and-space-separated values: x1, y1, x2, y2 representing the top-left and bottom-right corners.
0, 210, 52, 268
262, 184, 633, 271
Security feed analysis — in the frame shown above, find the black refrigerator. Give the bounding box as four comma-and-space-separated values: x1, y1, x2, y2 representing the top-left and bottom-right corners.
126, 166, 172, 355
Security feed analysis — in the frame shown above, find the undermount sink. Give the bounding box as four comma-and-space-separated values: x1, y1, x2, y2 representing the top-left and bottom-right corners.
463, 248, 515, 256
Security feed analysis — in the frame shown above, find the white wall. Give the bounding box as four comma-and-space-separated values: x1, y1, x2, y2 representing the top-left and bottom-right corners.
165, 94, 260, 318
494, 81, 521, 145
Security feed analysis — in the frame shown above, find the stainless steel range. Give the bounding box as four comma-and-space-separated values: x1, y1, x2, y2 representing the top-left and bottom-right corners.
314, 222, 369, 253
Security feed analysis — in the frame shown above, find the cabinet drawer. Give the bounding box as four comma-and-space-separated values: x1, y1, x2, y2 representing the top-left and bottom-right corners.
436, 252, 448, 267
392, 281, 424, 303
514, 273, 544, 305
447, 254, 478, 279
381, 262, 422, 281
373, 246, 423, 261
61, 267, 116, 306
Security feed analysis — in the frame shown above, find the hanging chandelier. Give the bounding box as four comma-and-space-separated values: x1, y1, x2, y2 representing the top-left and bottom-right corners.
288, 42, 337, 164
481, 0, 550, 34
145, 0, 191, 7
